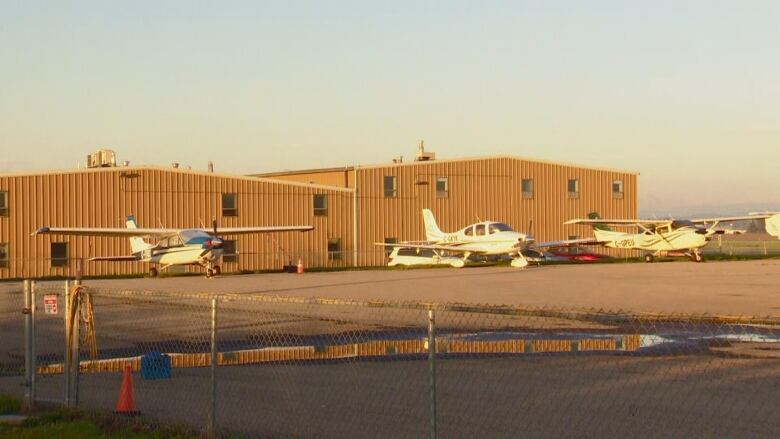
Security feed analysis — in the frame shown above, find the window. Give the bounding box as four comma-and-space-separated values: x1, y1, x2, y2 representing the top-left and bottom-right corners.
222, 240, 237, 263
436, 177, 449, 198
0, 243, 8, 268
383, 176, 397, 198
384, 237, 397, 257
314, 194, 328, 216
0, 191, 7, 216
521, 179, 534, 199
51, 242, 68, 267
475, 224, 486, 236
489, 223, 513, 234
328, 238, 342, 261
612, 180, 624, 199
567, 179, 579, 199
464, 226, 474, 236
222, 193, 238, 216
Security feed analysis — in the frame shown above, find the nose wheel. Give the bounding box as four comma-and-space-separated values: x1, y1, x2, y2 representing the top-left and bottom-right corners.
644, 254, 655, 263
691, 252, 704, 263
148, 267, 158, 277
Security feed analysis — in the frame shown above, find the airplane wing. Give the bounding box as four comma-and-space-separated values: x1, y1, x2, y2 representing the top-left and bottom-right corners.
564, 219, 671, 226
204, 226, 314, 235
374, 242, 489, 254
89, 256, 140, 262
688, 214, 773, 224
33, 227, 179, 238
530, 238, 599, 249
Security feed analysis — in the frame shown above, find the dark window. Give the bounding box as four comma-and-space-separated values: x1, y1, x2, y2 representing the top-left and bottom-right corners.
328, 238, 342, 261
521, 179, 534, 199
612, 180, 624, 199
489, 223, 513, 234
475, 224, 486, 236
464, 226, 474, 236
51, 242, 68, 267
384, 237, 397, 257
222, 240, 237, 263
222, 193, 238, 216
436, 177, 449, 198
567, 179, 579, 199
314, 194, 328, 216
384, 176, 397, 198
0, 243, 8, 268
0, 191, 7, 216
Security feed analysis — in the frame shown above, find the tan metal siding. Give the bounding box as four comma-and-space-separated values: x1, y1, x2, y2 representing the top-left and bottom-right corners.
355, 157, 637, 266
0, 168, 354, 279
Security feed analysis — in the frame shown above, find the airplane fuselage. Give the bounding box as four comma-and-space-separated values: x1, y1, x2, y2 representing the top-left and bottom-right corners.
596, 227, 710, 252
435, 228, 528, 256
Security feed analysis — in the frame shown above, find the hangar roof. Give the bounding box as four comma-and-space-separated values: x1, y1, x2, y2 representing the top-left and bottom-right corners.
0, 165, 355, 193
254, 154, 639, 178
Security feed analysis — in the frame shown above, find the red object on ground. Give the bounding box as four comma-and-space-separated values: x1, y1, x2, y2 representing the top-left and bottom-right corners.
115, 365, 140, 415
297, 258, 304, 274
549, 248, 611, 262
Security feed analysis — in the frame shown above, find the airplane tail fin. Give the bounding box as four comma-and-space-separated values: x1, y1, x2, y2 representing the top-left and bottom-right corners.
422, 209, 445, 241
766, 214, 780, 239
126, 215, 153, 253
588, 212, 612, 232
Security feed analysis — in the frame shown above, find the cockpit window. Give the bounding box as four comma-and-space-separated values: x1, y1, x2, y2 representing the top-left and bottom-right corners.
488, 223, 513, 234
179, 230, 211, 245
475, 224, 486, 236
464, 226, 474, 236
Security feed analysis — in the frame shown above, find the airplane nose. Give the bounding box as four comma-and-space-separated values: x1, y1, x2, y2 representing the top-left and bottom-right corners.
204, 238, 223, 249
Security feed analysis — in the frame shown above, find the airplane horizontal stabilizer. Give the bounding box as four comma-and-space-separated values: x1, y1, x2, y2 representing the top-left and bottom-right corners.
89, 256, 139, 262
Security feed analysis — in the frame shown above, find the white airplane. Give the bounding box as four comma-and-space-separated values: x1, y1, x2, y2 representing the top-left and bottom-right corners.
376, 209, 591, 268
564, 212, 780, 263
33, 215, 314, 277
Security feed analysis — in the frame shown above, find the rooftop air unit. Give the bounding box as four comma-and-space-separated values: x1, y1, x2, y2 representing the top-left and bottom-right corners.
415, 140, 435, 161
86, 149, 117, 168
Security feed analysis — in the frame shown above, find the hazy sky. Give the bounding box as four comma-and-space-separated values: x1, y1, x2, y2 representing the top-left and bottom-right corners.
1, 1, 778, 214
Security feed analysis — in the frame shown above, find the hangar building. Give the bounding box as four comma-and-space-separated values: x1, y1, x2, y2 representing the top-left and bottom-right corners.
0, 148, 637, 279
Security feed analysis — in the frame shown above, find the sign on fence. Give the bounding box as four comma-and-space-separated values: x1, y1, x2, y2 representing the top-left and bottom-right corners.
43, 295, 58, 314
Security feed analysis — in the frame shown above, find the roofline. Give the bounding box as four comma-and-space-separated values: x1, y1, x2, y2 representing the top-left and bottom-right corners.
252, 165, 355, 178
0, 165, 355, 193
254, 155, 639, 176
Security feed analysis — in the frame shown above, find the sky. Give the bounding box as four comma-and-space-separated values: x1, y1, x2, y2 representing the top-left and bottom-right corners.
1, 1, 779, 215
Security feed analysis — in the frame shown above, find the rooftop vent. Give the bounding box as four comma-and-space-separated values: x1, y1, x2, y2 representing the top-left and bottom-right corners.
172, 162, 180, 169
86, 149, 117, 168
415, 140, 435, 162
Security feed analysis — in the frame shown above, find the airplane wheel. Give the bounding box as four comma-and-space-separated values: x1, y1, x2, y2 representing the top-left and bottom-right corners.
206, 268, 215, 278
149, 267, 158, 277
692, 253, 704, 263
213, 266, 222, 276
644, 254, 654, 263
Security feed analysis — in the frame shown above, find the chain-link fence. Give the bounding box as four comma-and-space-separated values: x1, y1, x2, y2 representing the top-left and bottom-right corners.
2, 281, 780, 438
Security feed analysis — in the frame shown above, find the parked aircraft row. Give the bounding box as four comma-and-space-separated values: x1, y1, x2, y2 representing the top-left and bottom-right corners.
379, 210, 780, 267
31, 209, 780, 277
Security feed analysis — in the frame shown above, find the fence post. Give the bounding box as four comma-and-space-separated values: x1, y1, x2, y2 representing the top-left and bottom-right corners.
23, 280, 35, 409
428, 308, 437, 439
63, 280, 71, 407
72, 280, 81, 407
208, 298, 218, 437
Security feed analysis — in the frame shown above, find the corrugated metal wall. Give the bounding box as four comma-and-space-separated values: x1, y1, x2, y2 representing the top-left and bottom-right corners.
0, 168, 354, 279
0, 156, 638, 279
355, 157, 638, 266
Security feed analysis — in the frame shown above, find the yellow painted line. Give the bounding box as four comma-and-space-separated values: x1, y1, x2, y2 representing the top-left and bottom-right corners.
36, 336, 639, 375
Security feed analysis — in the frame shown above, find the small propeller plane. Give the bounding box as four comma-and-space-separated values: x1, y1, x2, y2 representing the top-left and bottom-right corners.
33, 215, 314, 277
564, 212, 780, 263
376, 209, 591, 268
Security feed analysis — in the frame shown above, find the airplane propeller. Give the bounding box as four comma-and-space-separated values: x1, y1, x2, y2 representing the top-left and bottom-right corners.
200, 216, 223, 256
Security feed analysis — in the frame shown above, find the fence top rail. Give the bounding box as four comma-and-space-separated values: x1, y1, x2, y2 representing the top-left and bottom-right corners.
81, 286, 780, 327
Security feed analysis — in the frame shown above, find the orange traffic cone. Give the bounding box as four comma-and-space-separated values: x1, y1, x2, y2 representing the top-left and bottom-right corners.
297, 258, 304, 274
115, 365, 140, 416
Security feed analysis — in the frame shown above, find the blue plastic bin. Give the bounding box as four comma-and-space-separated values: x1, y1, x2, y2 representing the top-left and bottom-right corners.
141, 352, 172, 380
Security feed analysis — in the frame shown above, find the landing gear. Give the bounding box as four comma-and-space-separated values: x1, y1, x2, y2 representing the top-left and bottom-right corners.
644, 254, 655, 263
510, 256, 529, 268
206, 268, 215, 278
691, 252, 704, 263
149, 267, 158, 277
213, 265, 221, 276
